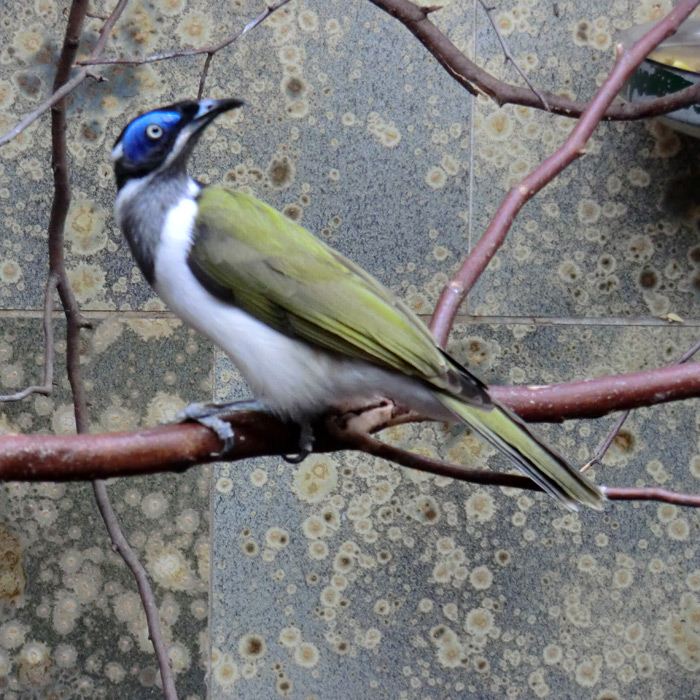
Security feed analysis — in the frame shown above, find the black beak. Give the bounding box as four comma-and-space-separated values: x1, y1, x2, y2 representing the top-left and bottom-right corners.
191, 98, 246, 128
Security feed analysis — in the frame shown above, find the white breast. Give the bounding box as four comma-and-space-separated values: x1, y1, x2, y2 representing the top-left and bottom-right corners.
152, 198, 347, 419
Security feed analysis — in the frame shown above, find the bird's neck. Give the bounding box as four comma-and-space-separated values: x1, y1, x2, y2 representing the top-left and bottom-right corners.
114, 170, 200, 285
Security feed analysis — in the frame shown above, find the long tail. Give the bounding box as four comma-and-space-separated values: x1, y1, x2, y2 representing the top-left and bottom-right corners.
436, 394, 604, 510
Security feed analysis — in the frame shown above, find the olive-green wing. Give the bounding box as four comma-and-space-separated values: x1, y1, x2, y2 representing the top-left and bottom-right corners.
189, 186, 489, 404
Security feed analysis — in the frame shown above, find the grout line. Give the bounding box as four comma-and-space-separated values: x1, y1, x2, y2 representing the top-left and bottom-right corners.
1, 308, 699, 328
439, 315, 700, 327
466, 0, 478, 317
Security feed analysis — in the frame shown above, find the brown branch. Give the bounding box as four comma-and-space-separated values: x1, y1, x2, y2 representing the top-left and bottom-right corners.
602, 486, 700, 507
0, 273, 58, 401
2, 414, 700, 507
489, 361, 700, 423
369, 0, 700, 120
582, 336, 700, 471
476, 0, 549, 111
3, 352, 700, 481
91, 482, 180, 698
197, 53, 215, 100
0, 415, 297, 481
334, 421, 540, 490
338, 427, 700, 507
46, 2, 178, 698
429, 0, 700, 344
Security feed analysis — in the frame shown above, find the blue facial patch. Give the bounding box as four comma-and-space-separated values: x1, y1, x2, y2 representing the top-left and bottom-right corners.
120, 110, 182, 162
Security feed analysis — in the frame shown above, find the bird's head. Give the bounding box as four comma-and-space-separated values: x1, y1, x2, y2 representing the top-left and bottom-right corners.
111, 98, 245, 189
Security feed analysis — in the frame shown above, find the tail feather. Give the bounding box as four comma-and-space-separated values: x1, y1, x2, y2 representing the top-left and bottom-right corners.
436, 394, 604, 510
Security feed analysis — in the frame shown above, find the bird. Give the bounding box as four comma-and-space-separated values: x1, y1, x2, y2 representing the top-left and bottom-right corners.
110, 98, 603, 511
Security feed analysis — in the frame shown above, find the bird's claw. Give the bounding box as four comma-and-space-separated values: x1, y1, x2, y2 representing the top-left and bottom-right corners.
175, 399, 264, 457
194, 414, 236, 456
282, 422, 314, 463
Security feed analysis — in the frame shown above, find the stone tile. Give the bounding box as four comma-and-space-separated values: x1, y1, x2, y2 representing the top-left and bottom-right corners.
4, 0, 700, 699
470, 1, 700, 319
0, 0, 477, 313
0, 317, 215, 699
211, 323, 700, 699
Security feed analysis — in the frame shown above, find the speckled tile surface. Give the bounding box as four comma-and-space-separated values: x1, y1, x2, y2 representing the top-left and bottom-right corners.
470, 0, 700, 320
2, 0, 700, 699
211, 324, 700, 700
0, 318, 215, 698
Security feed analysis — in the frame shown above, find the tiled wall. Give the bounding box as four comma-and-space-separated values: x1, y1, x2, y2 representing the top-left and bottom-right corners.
2, 1, 700, 698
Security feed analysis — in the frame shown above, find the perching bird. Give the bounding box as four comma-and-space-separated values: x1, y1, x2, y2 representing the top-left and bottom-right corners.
111, 98, 603, 511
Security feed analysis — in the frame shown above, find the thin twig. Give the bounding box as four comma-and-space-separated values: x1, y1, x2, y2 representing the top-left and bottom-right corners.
92, 481, 180, 696
0, 0, 130, 148
583, 337, 700, 471
197, 53, 215, 100
602, 486, 700, 507
333, 421, 541, 490
0, 273, 57, 402
476, 0, 550, 111
196, 0, 294, 98
429, 1, 700, 344
0, 0, 291, 148
369, 0, 700, 120
79, 0, 293, 68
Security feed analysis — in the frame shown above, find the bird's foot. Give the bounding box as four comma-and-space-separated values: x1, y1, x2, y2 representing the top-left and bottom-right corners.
175, 399, 265, 456
282, 422, 315, 464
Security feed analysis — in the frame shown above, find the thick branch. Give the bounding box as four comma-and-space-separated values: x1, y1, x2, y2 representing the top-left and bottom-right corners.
0, 415, 298, 481
583, 336, 700, 471
369, 0, 700, 120
3, 414, 700, 507
3, 356, 700, 481
490, 361, 700, 422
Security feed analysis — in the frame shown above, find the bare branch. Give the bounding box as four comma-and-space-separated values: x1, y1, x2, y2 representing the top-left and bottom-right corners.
602, 486, 700, 507
0, 273, 57, 402
0, 415, 296, 481
79, 0, 293, 68
583, 336, 700, 471
92, 480, 179, 699
45, 2, 178, 697
3, 414, 700, 507
0, 0, 130, 148
429, 0, 700, 344
476, 0, 550, 111
369, 0, 700, 120
489, 361, 700, 423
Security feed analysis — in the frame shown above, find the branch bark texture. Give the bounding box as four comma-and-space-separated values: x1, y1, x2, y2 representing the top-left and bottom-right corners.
369, 0, 700, 120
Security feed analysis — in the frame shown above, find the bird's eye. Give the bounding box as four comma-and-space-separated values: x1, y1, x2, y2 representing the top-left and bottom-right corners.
145, 123, 163, 140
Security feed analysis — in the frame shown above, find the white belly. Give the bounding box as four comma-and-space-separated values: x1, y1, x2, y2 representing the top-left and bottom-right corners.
153, 198, 449, 422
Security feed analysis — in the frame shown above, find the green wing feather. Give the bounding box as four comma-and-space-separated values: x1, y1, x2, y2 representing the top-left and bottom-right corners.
190, 186, 485, 402
190, 186, 604, 510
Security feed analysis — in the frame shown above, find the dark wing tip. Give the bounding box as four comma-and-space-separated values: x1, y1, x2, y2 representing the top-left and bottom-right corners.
440, 349, 493, 409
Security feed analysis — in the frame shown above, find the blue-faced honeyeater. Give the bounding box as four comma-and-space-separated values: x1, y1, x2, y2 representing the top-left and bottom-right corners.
111, 99, 603, 511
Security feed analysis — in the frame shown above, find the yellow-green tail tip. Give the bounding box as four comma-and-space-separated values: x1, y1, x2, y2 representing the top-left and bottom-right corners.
438, 394, 604, 511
